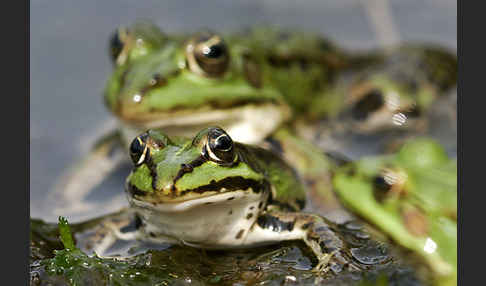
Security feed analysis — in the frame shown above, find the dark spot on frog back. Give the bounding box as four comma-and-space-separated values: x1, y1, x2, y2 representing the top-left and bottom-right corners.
243, 53, 262, 88
325, 151, 351, 167
235, 229, 245, 239
263, 137, 284, 156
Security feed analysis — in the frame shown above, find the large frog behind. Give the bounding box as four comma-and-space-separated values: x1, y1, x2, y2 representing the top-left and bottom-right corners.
333, 138, 457, 285
103, 23, 359, 145
48, 21, 456, 221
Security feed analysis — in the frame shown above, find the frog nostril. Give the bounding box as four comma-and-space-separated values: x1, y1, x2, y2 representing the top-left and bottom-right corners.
149, 74, 167, 86
133, 74, 169, 102
180, 164, 193, 173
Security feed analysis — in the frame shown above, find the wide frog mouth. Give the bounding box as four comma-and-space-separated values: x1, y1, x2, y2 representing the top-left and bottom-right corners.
128, 186, 265, 213
126, 175, 268, 208
108, 68, 291, 144
119, 101, 290, 144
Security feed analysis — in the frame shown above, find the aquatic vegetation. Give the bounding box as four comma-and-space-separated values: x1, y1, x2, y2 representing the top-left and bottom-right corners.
30, 217, 421, 285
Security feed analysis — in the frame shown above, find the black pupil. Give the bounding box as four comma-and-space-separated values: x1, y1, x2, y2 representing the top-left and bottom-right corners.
109, 31, 123, 61
130, 138, 144, 156
215, 135, 232, 151
352, 89, 384, 120
207, 129, 235, 163
372, 175, 391, 202
203, 43, 225, 59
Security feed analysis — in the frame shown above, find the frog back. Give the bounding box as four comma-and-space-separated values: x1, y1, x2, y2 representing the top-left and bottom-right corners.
224, 27, 351, 116
377, 45, 457, 92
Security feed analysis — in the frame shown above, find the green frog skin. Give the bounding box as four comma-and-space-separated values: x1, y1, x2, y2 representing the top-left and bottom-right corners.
333, 138, 457, 285
97, 127, 389, 274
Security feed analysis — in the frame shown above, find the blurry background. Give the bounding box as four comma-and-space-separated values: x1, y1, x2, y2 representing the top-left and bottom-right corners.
30, 0, 456, 222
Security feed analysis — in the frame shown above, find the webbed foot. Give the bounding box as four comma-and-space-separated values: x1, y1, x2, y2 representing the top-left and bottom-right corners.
248, 212, 390, 275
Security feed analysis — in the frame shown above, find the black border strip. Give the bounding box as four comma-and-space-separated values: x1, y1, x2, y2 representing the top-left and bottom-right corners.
2, 0, 28, 283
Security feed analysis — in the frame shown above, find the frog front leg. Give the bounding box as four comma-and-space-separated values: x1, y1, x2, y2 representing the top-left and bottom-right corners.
80, 212, 179, 257
268, 128, 352, 223
244, 211, 368, 274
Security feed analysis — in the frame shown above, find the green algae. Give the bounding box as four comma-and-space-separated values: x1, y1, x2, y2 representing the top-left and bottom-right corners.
30, 216, 421, 286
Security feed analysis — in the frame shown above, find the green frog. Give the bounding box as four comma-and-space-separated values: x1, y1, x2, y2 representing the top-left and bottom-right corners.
300, 45, 457, 158
103, 23, 359, 145
332, 138, 457, 285
94, 127, 390, 274
49, 21, 456, 220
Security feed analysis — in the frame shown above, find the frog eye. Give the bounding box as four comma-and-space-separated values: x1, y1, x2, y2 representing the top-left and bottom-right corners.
186, 32, 230, 78
372, 169, 407, 202
372, 175, 392, 202
351, 89, 385, 120
109, 28, 128, 64
129, 133, 150, 166
204, 127, 236, 164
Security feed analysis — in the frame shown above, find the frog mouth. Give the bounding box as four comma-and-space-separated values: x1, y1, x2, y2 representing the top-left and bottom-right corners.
119, 103, 290, 144
141, 188, 265, 212
127, 176, 267, 205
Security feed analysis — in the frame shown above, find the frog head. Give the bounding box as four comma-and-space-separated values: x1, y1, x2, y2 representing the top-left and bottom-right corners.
104, 22, 290, 144
125, 127, 270, 246
334, 73, 430, 133
327, 45, 456, 134
333, 138, 457, 283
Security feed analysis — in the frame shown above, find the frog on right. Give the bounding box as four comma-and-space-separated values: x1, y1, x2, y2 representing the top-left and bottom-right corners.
300, 44, 457, 159
332, 137, 457, 285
